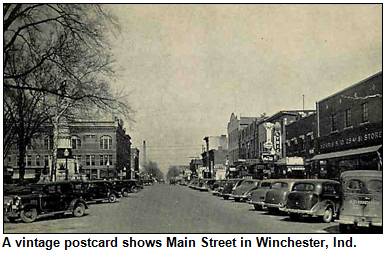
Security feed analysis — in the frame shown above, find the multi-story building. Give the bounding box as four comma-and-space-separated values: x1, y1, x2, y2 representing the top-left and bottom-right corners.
312, 71, 382, 180
227, 113, 258, 165
202, 135, 228, 178
5, 118, 132, 181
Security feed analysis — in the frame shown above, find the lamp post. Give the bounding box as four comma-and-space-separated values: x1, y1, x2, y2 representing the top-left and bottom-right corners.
64, 149, 69, 180
106, 161, 110, 179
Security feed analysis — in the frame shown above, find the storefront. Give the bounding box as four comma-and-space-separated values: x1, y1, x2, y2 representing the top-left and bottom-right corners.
311, 144, 382, 181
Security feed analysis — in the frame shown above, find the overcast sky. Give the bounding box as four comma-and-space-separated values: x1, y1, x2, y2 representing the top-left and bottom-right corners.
105, 4, 382, 174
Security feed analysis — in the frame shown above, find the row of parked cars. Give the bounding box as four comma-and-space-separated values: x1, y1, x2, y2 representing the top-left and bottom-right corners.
4, 179, 143, 223
187, 170, 382, 233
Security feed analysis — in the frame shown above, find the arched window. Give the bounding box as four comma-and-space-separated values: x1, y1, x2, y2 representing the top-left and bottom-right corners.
44, 136, 53, 149
100, 136, 112, 149
71, 136, 82, 149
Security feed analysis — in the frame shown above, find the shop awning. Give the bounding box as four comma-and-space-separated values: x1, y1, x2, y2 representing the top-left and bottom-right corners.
311, 145, 382, 161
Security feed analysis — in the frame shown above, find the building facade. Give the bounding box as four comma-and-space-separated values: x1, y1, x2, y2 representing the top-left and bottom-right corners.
312, 71, 383, 180
227, 113, 258, 165
5, 118, 132, 181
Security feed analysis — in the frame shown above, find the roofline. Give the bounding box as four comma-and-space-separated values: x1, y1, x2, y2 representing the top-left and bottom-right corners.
317, 71, 382, 103
266, 110, 316, 122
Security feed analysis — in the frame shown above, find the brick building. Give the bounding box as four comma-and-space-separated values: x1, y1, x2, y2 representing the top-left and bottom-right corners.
5, 118, 132, 181
312, 71, 382, 180
227, 113, 258, 165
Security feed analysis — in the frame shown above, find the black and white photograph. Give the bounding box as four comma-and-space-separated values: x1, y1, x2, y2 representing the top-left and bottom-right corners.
2, 3, 382, 236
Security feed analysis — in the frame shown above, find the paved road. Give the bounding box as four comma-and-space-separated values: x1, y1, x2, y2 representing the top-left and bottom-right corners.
4, 184, 341, 233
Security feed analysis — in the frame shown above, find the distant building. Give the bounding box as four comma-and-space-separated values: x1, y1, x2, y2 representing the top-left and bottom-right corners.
312, 71, 382, 180
130, 148, 140, 179
202, 135, 228, 178
227, 113, 259, 165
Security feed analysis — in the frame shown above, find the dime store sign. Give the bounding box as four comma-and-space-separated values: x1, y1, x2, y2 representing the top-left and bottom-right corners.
319, 123, 382, 153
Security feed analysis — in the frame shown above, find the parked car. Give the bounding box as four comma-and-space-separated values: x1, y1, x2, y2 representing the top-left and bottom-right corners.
111, 179, 141, 197
4, 181, 88, 223
211, 179, 228, 196
196, 179, 215, 192
188, 179, 199, 189
220, 179, 244, 200
284, 179, 340, 222
263, 179, 300, 214
336, 170, 382, 232
248, 179, 275, 210
82, 180, 120, 203
231, 179, 260, 202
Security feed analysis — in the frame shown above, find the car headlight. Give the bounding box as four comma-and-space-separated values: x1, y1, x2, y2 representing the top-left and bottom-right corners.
14, 196, 21, 206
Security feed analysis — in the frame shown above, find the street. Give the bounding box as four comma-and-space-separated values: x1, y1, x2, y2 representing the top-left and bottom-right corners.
4, 183, 340, 234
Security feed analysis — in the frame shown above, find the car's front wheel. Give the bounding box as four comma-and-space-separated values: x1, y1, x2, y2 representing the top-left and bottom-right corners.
122, 190, 129, 197
20, 207, 38, 223
131, 186, 139, 193
73, 203, 86, 217
321, 207, 333, 223
108, 194, 117, 203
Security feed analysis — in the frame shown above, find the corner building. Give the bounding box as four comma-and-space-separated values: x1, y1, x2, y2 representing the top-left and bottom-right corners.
312, 71, 382, 180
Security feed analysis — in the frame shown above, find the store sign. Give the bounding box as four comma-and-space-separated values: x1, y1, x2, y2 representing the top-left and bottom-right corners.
262, 154, 275, 162
274, 131, 281, 155
320, 130, 382, 150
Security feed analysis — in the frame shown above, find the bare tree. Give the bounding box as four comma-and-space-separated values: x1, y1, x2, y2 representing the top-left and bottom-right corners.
143, 161, 164, 180
3, 4, 132, 180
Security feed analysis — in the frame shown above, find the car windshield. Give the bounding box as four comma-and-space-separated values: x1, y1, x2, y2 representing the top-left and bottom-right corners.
367, 180, 382, 193
241, 181, 254, 186
271, 182, 289, 189
293, 183, 315, 191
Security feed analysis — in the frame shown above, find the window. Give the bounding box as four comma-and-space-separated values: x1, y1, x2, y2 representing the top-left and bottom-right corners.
26, 155, 32, 166
344, 108, 352, 128
36, 155, 40, 166
331, 114, 338, 131
44, 136, 53, 149
71, 136, 82, 149
100, 136, 112, 149
362, 103, 369, 122
44, 155, 49, 166
86, 155, 96, 166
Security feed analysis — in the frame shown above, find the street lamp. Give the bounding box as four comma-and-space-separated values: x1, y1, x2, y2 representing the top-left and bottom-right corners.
64, 149, 69, 180
106, 160, 110, 179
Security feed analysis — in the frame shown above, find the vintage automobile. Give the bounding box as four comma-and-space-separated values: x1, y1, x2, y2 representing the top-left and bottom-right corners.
263, 179, 300, 214
4, 181, 88, 223
283, 179, 340, 222
211, 179, 229, 196
230, 179, 260, 202
195, 179, 216, 192
111, 179, 141, 197
248, 179, 275, 210
82, 180, 121, 203
220, 179, 244, 200
188, 179, 199, 189
336, 170, 382, 232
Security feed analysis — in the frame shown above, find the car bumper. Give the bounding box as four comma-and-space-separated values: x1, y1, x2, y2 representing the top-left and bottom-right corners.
230, 194, 248, 199
265, 203, 285, 209
284, 208, 315, 215
248, 200, 265, 206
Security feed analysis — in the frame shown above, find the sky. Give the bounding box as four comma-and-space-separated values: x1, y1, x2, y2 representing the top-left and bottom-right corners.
104, 4, 382, 175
